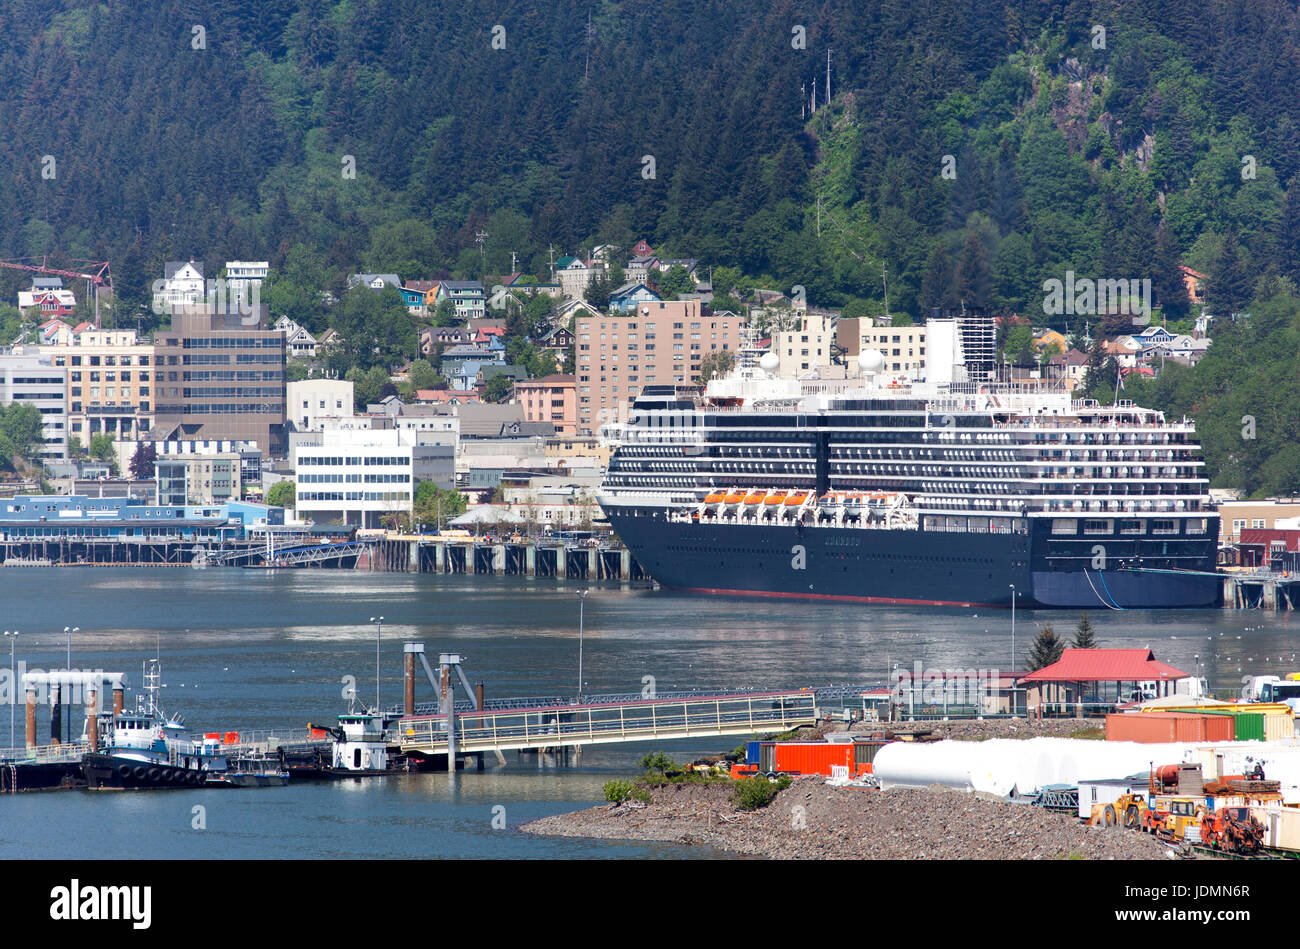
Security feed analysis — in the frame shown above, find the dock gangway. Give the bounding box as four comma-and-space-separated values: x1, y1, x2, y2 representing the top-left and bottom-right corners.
395, 689, 818, 756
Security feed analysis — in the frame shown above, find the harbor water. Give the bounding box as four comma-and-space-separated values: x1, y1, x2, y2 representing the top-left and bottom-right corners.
0, 567, 1295, 859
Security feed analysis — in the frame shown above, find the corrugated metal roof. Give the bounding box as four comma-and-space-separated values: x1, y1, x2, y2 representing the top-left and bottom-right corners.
1019, 648, 1187, 683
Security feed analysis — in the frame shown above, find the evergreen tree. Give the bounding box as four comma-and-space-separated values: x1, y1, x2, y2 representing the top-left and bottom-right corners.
1072, 612, 1099, 649
1273, 177, 1300, 286
1208, 233, 1251, 316
1024, 624, 1064, 672
1152, 225, 1189, 320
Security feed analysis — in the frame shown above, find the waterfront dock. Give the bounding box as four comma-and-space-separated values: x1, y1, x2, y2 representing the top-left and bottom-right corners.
369, 537, 647, 580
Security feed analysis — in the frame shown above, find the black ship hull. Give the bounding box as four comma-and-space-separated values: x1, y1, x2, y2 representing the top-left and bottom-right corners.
82, 753, 212, 789
607, 511, 1222, 609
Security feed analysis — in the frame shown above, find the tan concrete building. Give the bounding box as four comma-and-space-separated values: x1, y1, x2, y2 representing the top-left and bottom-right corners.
771, 309, 834, 377
41, 329, 156, 442
575, 300, 745, 434
836, 317, 927, 375
513, 374, 577, 436
1218, 499, 1300, 545
544, 435, 612, 468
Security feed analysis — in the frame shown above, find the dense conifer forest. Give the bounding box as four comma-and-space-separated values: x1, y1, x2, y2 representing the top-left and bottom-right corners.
0, 0, 1297, 492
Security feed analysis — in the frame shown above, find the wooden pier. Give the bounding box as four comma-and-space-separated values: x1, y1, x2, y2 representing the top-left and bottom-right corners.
1225, 574, 1300, 610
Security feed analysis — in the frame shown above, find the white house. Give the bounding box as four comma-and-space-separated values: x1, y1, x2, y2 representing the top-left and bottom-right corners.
154, 261, 206, 313
274, 316, 319, 359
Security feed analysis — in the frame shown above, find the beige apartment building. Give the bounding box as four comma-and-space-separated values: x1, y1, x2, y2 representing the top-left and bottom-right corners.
836, 317, 927, 375
1218, 499, 1300, 545
770, 309, 834, 377
513, 373, 577, 436
574, 300, 745, 434
40, 329, 156, 442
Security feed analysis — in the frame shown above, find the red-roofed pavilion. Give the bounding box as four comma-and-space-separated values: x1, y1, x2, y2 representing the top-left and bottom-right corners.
1018, 648, 1188, 717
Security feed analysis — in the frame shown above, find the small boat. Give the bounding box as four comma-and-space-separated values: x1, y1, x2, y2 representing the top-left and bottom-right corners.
81, 659, 232, 790
743, 491, 767, 505
765, 491, 789, 505
208, 755, 289, 787
783, 492, 809, 506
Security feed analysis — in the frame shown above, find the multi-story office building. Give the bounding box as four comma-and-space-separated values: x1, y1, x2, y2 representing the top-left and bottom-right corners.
153, 304, 288, 457
574, 300, 745, 434
41, 329, 155, 442
292, 427, 453, 528
0, 349, 67, 463
145, 438, 262, 505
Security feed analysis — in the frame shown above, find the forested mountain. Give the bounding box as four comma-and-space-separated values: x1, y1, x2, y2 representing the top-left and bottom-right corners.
1, 0, 1298, 491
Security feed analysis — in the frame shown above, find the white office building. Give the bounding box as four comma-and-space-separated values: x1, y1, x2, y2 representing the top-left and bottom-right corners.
0, 349, 68, 463
292, 428, 452, 529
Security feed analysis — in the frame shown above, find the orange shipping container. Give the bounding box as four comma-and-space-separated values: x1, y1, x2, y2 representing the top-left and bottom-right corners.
1105, 712, 1235, 744
223, 731, 240, 745
771, 742, 855, 776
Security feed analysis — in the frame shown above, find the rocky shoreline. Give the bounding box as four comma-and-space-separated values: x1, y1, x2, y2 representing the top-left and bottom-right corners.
521, 779, 1184, 859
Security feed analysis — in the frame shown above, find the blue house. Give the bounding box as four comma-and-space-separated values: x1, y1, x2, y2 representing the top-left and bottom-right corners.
608, 282, 660, 313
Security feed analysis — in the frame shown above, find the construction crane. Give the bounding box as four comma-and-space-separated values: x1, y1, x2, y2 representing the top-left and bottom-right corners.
0, 256, 113, 328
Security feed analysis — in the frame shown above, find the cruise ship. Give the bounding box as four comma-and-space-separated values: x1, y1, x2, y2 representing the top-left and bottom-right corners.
596, 314, 1221, 609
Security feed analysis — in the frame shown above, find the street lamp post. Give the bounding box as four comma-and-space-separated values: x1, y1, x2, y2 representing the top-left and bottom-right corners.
64, 626, 78, 670
577, 590, 588, 701
370, 616, 384, 717
4, 630, 16, 751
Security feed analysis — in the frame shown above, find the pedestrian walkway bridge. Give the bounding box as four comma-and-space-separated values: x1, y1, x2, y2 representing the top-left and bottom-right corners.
198, 539, 376, 568
395, 689, 817, 756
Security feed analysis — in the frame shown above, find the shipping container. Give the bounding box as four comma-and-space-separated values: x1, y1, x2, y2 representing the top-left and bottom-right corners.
1251, 806, 1300, 852
1265, 713, 1295, 742
1233, 713, 1265, 742
1105, 712, 1235, 744
771, 741, 855, 777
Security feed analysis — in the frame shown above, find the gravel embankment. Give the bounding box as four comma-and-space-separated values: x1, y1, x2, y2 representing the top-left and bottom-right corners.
522, 780, 1184, 859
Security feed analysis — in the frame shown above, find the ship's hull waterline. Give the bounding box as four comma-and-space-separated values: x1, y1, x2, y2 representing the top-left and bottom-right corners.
607, 511, 1222, 609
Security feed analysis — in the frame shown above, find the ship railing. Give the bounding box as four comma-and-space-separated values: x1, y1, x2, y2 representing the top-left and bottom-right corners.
0, 741, 90, 764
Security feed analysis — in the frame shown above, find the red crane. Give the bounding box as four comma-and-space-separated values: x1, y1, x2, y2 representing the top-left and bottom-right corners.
0, 256, 113, 328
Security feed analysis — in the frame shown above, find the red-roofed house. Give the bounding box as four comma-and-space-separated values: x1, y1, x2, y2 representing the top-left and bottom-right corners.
413, 388, 481, 405
1019, 648, 1188, 716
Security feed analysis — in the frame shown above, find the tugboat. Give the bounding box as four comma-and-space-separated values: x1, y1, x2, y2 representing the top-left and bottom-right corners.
81, 659, 230, 789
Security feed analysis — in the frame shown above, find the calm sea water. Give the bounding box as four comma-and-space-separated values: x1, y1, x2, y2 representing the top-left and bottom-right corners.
0, 567, 1295, 859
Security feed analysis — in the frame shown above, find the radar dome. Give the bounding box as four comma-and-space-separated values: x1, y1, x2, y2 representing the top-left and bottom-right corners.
858, 349, 885, 374
759, 351, 780, 372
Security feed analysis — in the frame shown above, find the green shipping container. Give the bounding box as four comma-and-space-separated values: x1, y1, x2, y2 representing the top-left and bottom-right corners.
1234, 712, 1265, 741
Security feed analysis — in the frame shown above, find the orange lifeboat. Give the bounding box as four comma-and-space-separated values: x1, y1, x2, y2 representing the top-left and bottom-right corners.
784, 492, 809, 506
744, 491, 768, 504
724, 490, 746, 504
764, 491, 789, 505
703, 491, 726, 504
